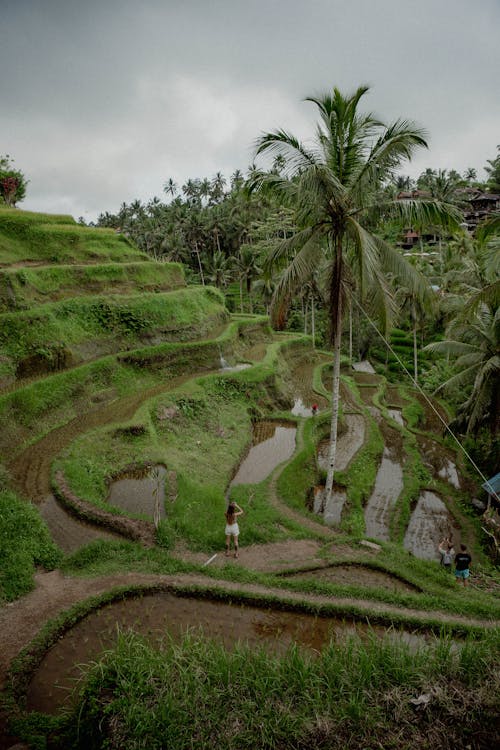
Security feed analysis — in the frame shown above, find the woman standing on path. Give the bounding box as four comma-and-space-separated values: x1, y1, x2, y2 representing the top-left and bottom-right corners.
225, 502, 244, 558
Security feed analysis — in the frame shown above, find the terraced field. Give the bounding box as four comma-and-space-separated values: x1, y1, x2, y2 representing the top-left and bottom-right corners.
0, 208, 498, 750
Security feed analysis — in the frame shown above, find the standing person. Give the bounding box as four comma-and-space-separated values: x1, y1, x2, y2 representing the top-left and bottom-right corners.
225, 501, 244, 559
438, 538, 455, 571
454, 543, 472, 586
311, 403, 318, 416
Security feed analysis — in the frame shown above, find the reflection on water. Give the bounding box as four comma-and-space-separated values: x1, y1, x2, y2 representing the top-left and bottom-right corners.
388, 408, 404, 426
404, 491, 459, 560
231, 421, 296, 485
107, 464, 167, 519
28, 591, 432, 715
291, 397, 315, 417
364, 448, 404, 541
438, 459, 460, 489
40, 495, 119, 553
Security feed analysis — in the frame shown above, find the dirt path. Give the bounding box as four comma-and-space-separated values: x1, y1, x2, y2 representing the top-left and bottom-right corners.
1, 568, 496, 687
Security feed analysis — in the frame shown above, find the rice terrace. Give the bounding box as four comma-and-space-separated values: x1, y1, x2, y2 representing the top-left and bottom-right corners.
1, 90, 500, 749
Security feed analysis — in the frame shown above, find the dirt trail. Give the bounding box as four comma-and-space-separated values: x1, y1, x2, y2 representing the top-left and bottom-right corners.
1, 568, 496, 686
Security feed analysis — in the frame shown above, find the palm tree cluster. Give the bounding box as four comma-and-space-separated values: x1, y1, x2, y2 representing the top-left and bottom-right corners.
95, 92, 499, 476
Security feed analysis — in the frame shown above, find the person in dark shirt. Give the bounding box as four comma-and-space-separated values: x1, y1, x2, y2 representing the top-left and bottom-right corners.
454, 543, 471, 586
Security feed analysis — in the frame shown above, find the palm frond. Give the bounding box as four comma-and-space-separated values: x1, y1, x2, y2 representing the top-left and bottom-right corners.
424, 340, 479, 357
352, 119, 428, 197
463, 281, 500, 315
254, 130, 319, 174
264, 226, 321, 270
383, 197, 463, 231
432, 362, 479, 393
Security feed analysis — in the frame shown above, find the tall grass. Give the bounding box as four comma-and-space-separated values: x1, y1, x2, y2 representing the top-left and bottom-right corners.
54, 628, 500, 749
0, 489, 62, 600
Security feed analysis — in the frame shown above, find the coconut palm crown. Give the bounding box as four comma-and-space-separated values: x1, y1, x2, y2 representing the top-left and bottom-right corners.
251, 85, 461, 507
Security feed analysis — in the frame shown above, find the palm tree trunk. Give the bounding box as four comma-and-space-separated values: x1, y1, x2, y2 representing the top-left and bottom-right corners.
311, 295, 316, 348
194, 243, 205, 286
349, 299, 353, 366
413, 323, 418, 385
324, 238, 343, 502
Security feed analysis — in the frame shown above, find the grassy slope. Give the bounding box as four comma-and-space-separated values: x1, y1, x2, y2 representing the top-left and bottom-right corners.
0, 286, 228, 377
0, 260, 185, 312
0, 208, 146, 265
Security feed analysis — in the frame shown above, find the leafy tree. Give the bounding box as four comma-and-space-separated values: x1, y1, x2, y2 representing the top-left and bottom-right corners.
425, 301, 500, 435
485, 145, 500, 193
0, 154, 28, 206
251, 85, 460, 504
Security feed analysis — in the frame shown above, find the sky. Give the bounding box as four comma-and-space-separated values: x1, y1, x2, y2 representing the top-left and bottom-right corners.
1, 0, 499, 221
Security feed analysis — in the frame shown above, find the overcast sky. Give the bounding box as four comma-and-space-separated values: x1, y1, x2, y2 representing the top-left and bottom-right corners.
1, 0, 499, 221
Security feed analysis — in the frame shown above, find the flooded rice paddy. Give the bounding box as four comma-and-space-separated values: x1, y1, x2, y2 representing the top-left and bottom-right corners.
39, 495, 120, 554
364, 448, 404, 541
317, 414, 366, 473
387, 408, 404, 426
27, 591, 430, 715
417, 435, 461, 489
230, 421, 297, 486
107, 464, 167, 519
364, 420, 405, 541
404, 491, 459, 560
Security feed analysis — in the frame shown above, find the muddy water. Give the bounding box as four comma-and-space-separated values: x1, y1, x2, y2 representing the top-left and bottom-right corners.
27, 591, 427, 714
283, 349, 329, 411
404, 491, 459, 560
364, 447, 404, 542
357, 386, 378, 407
39, 496, 120, 554
317, 414, 365, 473
291, 397, 315, 417
287, 565, 417, 593
387, 408, 404, 427
386, 387, 407, 408
417, 436, 461, 489
230, 421, 296, 486
107, 465, 167, 519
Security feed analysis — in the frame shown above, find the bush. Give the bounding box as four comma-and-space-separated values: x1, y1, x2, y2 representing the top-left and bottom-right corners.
0, 490, 62, 601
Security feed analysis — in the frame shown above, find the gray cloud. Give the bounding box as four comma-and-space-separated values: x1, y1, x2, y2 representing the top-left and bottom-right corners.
1, 0, 499, 220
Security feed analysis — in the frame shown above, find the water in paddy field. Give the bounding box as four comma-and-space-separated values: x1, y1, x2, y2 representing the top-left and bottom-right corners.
230, 421, 297, 486
107, 464, 167, 519
387, 408, 404, 426
27, 591, 434, 715
364, 448, 404, 542
404, 491, 460, 561
291, 397, 315, 417
39, 495, 120, 553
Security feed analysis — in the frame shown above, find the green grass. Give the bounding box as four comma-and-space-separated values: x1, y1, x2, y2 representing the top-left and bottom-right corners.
29, 627, 500, 750
54, 364, 311, 551
0, 209, 146, 265
0, 286, 227, 371
0, 260, 185, 312
0, 489, 62, 601
0, 318, 275, 458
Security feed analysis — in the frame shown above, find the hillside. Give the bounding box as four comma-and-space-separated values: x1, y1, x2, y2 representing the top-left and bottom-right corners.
0, 209, 498, 750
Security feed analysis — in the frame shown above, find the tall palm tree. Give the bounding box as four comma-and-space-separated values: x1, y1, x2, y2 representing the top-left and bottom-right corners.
252, 85, 460, 505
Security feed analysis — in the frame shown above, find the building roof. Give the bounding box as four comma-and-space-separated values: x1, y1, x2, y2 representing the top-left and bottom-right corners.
482, 472, 500, 496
